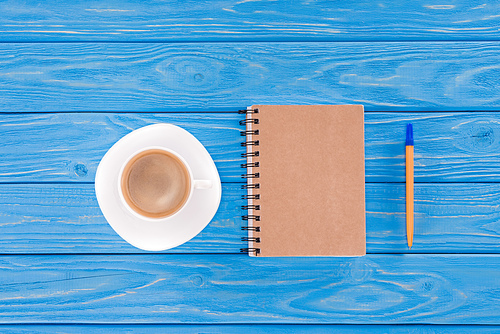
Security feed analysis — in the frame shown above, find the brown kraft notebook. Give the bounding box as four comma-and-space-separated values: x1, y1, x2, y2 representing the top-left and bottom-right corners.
240, 105, 366, 257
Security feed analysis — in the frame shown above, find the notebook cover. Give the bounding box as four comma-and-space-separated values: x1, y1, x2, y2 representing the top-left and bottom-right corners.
245, 105, 365, 256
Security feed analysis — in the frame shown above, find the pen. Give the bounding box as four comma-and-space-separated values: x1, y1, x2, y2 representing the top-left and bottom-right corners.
406, 123, 414, 249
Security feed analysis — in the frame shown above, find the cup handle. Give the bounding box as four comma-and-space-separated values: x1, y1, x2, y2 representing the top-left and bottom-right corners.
194, 180, 213, 190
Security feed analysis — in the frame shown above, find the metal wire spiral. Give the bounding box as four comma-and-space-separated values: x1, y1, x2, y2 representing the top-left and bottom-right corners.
239, 108, 261, 255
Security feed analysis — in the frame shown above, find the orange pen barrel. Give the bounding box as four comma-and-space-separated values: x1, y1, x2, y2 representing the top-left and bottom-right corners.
406, 123, 414, 249
406, 145, 414, 249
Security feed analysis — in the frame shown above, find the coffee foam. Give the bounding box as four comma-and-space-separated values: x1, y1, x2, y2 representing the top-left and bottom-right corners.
121, 149, 191, 218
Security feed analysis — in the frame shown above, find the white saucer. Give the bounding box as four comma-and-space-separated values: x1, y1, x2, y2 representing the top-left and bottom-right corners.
95, 124, 222, 251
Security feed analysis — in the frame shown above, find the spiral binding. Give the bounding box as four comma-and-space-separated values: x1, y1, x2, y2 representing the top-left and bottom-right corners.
242, 237, 261, 242
241, 151, 259, 158
241, 183, 259, 189
241, 162, 259, 168
239, 108, 261, 256
241, 173, 259, 179
242, 205, 260, 210
240, 130, 259, 136
241, 226, 260, 232
241, 140, 259, 147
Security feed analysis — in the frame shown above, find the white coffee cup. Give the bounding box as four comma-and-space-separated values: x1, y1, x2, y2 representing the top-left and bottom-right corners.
117, 146, 212, 221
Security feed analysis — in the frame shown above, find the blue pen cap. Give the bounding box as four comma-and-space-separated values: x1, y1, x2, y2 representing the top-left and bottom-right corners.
406, 123, 414, 146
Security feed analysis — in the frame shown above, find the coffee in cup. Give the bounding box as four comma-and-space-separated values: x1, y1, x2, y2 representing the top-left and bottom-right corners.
120, 148, 199, 219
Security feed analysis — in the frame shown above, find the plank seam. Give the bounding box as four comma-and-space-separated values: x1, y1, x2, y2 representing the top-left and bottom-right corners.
0, 323, 498, 326
1, 39, 500, 44
0, 253, 497, 256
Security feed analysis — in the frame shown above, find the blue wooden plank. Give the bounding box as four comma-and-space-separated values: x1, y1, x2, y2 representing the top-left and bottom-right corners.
0, 43, 500, 112
4, 112, 500, 183
366, 183, 500, 253
0, 183, 244, 254
366, 112, 500, 182
1, 183, 500, 254
0, 1, 498, 42
0, 113, 243, 183
0, 324, 498, 333
0, 254, 498, 323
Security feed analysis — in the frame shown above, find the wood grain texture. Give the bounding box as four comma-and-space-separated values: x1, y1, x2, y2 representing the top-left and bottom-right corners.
366, 183, 500, 253
366, 112, 500, 182
0, 254, 498, 323
2, 3, 499, 329
4, 112, 500, 183
0, 325, 498, 333
0, 1, 499, 42
1, 183, 499, 254
0, 184, 244, 254
1, 43, 500, 111
0, 113, 243, 183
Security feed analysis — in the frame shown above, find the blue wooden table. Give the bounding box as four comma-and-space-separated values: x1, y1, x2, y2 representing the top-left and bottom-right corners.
1, 1, 500, 332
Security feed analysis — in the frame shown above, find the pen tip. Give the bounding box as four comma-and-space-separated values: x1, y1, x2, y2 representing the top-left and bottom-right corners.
406, 123, 414, 146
